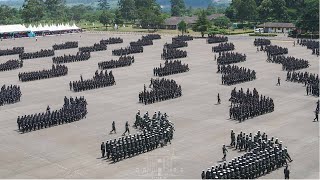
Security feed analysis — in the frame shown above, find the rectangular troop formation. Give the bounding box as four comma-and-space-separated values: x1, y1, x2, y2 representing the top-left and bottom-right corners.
98, 55, 134, 70
0, 47, 24, 56
217, 65, 256, 85
297, 39, 319, 56
153, 60, 189, 77
52, 41, 78, 50
0, 85, 21, 106
161, 35, 191, 60
207, 35, 228, 44
0, 59, 23, 71
18, 64, 68, 82
286, 71, 319, 97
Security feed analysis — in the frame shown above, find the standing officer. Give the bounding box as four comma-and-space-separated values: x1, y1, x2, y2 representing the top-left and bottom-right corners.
122, 121, 130, 136
110, 121, 116, 134
276, 77, 281, 86
284, 165, 290, 179
101, 142, 105, 158
217, 93, 221, 104
222, 144, 228, 161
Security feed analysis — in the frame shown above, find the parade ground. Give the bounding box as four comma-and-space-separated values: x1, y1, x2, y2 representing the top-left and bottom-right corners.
0, 32, 318, 179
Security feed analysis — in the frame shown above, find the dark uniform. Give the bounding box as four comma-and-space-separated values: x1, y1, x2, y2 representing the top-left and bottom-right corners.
101, 142, 105, 158
110, 121, 116, 134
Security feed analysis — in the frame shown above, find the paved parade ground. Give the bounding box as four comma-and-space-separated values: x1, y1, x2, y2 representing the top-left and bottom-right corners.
0, 32, 318, 179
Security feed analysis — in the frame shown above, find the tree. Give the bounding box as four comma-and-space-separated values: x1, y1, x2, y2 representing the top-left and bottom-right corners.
22, 0, 45, 23
271, 0, 288, 21
296, 0, 319, 33
118, 0, 136, 22
234, 0, 258, 21
178, 20, 187, 35
193, 10, 211, 37
170, 0, 186, 16
114, 9, 124, 25
99, 10, 113, 30
98, 0, 110, 11
213, 16, 231, 29
44, 0, 66, 21
225, 6, 236, 20
258, 0, 272, 22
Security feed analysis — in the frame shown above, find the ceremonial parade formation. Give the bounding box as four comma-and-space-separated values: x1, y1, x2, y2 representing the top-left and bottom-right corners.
207, 35, 228, 44
172, 35, 193, 42
100, 37, 123, 45
297, 39, 319, 56
164, 40, 188, 49
0, 47, 24, 56
254, 38, 271, 46
161, 48, 187, 60
286, 71, 319, 97
112, 46, 143, 56
0, 59, 23, 72
19, 49, 55, 60
17, 96, 88, 133
264, 45, 288, 56
0, 85, 21, 106
153, 60, 189, 77
69, 70, 115, 92
212, 42, 235, 52
52, 51, 91, 64
216, 52, 246, 65
229, 88, 274, 122
267, 55, 309, 71
18, 64, 68, 82
139, 78, 182, 105
217, 65, 256, 85
98, 55, 134, 70
52, 41, 78, 50
79, 43, 107, 52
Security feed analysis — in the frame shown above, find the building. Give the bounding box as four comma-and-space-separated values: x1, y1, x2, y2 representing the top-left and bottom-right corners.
256, 22, 296, 33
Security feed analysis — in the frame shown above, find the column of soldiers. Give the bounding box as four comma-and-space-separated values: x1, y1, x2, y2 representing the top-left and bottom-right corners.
130, 38, 153, 47
161, 48, 187, 60
19, 49, 55, 60
101, 110, 174, 163
254, 38, 271, 46
286, 71, 319, 97
0, 85, 21, 106
0, 47, 24, 56
201, 130, 292, 179
52, 52, 91, 64
207, 36, 228, 44
212, 43, 235, 53
52, 41, 78, 50
70, 70, 115, 92
268, 55, 309, 71
264, 45, 288, 57
297, 39, 319, 56
172, 35, 193, 42
217, 52, 246, 65
18, 64, 68, 82
153, 60, 189, 77
229, 88, 274, 122
112, 46, 143, 56
17, 96, 88, 133
98, 55, 134, 70
79, 43, 107, 52
138, 78, 182, 105
0, 59, 23, 71
217, 65, 256, 85
100, 37, 123, 45
164, 40, 188, 49
142, 34, 161, 40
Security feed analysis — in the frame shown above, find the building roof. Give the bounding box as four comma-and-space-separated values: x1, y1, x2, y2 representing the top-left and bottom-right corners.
257, 22, 296, 28
207, 14, 225, 21
164, 14, 225, 26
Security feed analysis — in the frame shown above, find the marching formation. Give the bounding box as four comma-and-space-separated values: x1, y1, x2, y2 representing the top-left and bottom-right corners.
130, 38, 153, 47
254, 38, 271, 46
286, 71, 319, 97
52, 51, 91, 64
201, 130, 292, 179
0, 85, 21, 106
18, 64, 68, 82
19, 49, 55, 60
153, 60, 189, 77
112, 46, 143, 56
207, 36, 228, 44
212, 42, 235, 53
139, 78, 182, 105
164, 40, 188, 49
216, 52, 246, 65
264, 45, 288, 56
79, 43, 107, 52
98, 56, 134, 70
0, 59, 23, 72
172, 35, 193, 42
52, 41, 78, 50
267, 55, 309, 71
217, 65, 256, 85
297, 39, 319, 56
161, 48, 187, 60
0, 47, 24, 56
69, 70, 115, 92
100, 37, 123, 45
229, 88, 274, 122
17, 96, 88, 133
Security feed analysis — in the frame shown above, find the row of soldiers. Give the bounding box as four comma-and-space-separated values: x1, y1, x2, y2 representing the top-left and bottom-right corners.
212, 43, 235, 53
0, 47, 24, 56
52, 41, 78, 50
253, 38, 271, 46
19, 49, 55, 60
69, 70, 115, 92
100, 37, 123, 45
130, 38, 153, 47
207, 36, 228, 44
216, 52, 246, 65
101, 111, 174, 162
161, 48, 187, 60
112, 46, 143, 56
18, 64, 68, 82
153, 60, 189, 77
218, 65, 256, 85
17, 96, 88, 133
52, 51, 91, 64
79, 43, 107, 52
202, 130, 292, 179
264, 45, 288, 56
164, 40, 188, 49
139, 78, 182, 105
172, 35, 193, 42
286, 71, 319, 97
98, 55, 134, 70
0, 59, 23, 72
142, 34, 161, 40
297, 39, 319, 55
229, 88, 274, 122
267, 55, 309, 71
0, 85, 21, 107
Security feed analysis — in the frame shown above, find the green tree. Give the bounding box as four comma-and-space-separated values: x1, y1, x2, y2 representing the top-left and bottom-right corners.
225, 6, 236, 20
271, 0, 288, 21
22, 0, 45, 23
114, 9, 124, 25
213, 16, 231, 29
177, 20, 187, 35
258, 0, 272, 22
193, 10, 211, 37
44, 0, 66, 21
170, 0, 186, 16
98, 0, 110, 11
206, 4, 216, 15
296, 0, 319, 33
99, 10, 113, 30
234, 0, 258, 21
118, 0, 136, 22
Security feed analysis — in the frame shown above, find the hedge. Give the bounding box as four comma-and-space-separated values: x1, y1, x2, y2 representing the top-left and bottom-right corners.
249, 33, 277, 37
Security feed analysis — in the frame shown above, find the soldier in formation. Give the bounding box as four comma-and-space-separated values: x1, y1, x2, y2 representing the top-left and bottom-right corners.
52, 41, 78, 50
218, 65, 256, 85
130, 38, 153, 47
161, 48, 187, 60
139, 78, 182, 105
0, 85, 21, 106
100, 37, 123, 45
142, 34, 161, 40
17, 96, 87, 133
229, 88, 274, 122
18, 64, 68, 82
112, 46, 143, 56
207, 35, 228, 44
79, 43, 107, 52
286, 71, 319, 97
52, 51, 91, 64
19, 49, 55, 60
202, 130, 292, 179
101, 111, 174, 163
297, 39, 319, 56
98, 55, 134, 70
212, 42, 235, 53
153, 60, 189, 77
268, 55, 309, 71
0, 47, 24, 56
70, 70, 115, 92
172, 35, 193, 42
254, 38, 271, 46
164, 39, 188, 49
0, 59, 23, 71
216, 52, 246, 65
265, 45, 288, 57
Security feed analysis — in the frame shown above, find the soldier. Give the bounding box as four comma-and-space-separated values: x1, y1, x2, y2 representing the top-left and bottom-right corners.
276, 77, 281, 86
217, 93, 221, 104
284, 165, 290, 179
201, 170, 205, 179
230, 129, 235, 147
46, 105, 50, 113
110, 121, 116, 134
122, 121, 130, 136
101, 142, 105, 158
222, 144, 228, 161
313, 109, 319, 122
